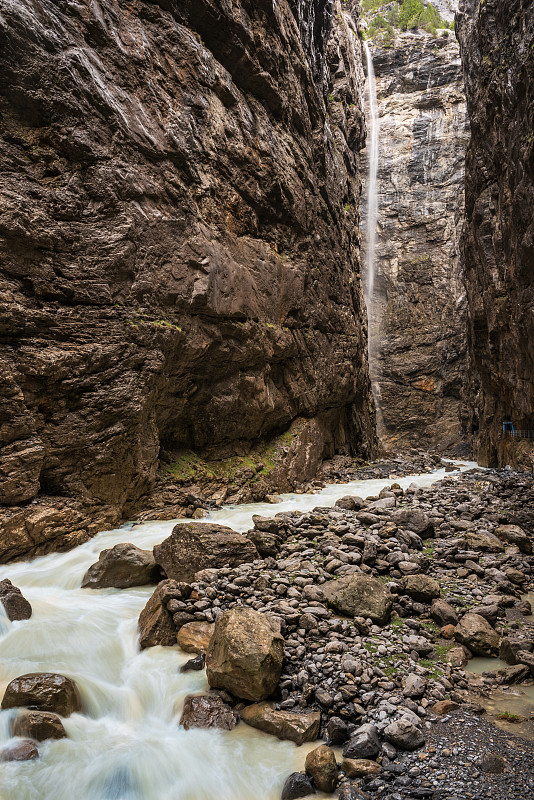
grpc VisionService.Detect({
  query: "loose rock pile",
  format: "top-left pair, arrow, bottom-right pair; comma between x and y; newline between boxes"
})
130,465 -> 534,796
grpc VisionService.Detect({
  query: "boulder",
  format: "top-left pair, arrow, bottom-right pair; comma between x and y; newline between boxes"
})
432,699 -> 460,716
494,524 -> 532,554
137,580 -> 177,649
454,613 -> 500,656
392,509 -> 433,536
179,694 -> 239,731
500,637 -> 532,665
1,673 -> 82,716
384,717 -> 425,750
322,576 -> 392,625
341,758 -> 381,778
342,723 -> 380,760
0,740 -> 39,762
446,646 -> 469,668
304,745 -> 338,792
463,532 -> 505,553
335,496 -> 365,511
81,543 -> 161,589
431,598 -> 458,626
403,673 -> 426,698
0,579 -> 32,621
326,716 -> 349,745
177,621 -> 214,654
516,650 -> 534,676
402,574 -> 440,603
153,523 -> 258,582
241,702 -> 320,745
476,752 -> 506,774
180,653 -> 206,673
206,608 -> 284,701
11,709 -> 67,741
246,530 -> 281,558
281,772 -> 315,800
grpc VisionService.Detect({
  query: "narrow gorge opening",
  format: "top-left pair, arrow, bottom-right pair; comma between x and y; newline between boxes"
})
0,1 -> 533,798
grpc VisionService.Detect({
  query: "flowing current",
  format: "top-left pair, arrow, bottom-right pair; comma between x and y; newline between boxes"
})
0,462 -> 476,800
363,41 -> 380,303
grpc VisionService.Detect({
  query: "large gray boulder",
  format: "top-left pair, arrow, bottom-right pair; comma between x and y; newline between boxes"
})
322,575 -> 392,625
342,723 -> 380,760
454,613 -> 500,656
206,608 -> 284,701
81,543 -> 161,589
494,524 -> 532,554
403,574 -> 441,603
154,523 -> 258,582
384,717 -> 425,750
392,509 -> 433,536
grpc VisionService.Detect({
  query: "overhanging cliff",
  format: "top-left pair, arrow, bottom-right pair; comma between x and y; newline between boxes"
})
0,0 -> 376,559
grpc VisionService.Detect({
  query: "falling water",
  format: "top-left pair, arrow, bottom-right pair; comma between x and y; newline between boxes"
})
0,462 -> 476,799
363,41 -> 380,304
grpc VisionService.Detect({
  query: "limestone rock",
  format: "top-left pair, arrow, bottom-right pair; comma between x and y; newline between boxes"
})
431,598 -> 458,626
11,710 -> 67,741
81,543 -> 161,589
341,758 -> 380,778
154,523 -> 258,583
403,674 -> 426,698
402,574 -> 440,603
138,580 -> 177,650
177,621 -> 214,654
454,613 -> 500,656
179,695 -> 238,731
322,576 -> 392,625
463,532 -> 505,553
0,579 -> 32,621
304,745 -> 338,793
1,673 -> 82,716
392,509 -> 434,537
342,723 -> 380,760
206,608 -> 284,701
241,703 -> 320,745
281,772 -> 316,800
494,525 -> 532,554
0,740 -> 39,762
384,717 -> 425,750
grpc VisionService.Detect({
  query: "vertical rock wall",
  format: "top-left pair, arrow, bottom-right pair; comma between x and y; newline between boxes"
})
0,0 -> 376,560
457,0 -> 534,470
364,28 -> 469,451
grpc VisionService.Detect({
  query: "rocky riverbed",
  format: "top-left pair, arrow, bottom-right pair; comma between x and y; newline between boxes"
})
134,462 -> 534,797
2,461 -> 533,798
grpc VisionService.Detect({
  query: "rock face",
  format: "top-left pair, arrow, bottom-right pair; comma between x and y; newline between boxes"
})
364,27 -> 468,451
206,607 -> 284,701
81,543 -> 161,589
322,574 -> 392,625
0,0 -> 376,561
1,673 -> 82,716
153,523 -> 258,582
457,0 -> 534,471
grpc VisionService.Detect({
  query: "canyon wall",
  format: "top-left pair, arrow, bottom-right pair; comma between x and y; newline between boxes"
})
457,0 -> 534,470
0,0 -> 376,560
364,27 -> 469,452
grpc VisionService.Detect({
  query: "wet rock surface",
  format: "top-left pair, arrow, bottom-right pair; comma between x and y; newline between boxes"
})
11,709 -> 67,741
81,543 -> 161,589
0,0 -> 376,562
0,578 -> 32,621
179,694 -> 238,731
363,28 -> 468,452
1,673 -> 82,717
457,0 -> 534,471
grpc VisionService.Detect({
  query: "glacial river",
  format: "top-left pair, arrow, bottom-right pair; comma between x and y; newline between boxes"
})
0,462 -> 477,800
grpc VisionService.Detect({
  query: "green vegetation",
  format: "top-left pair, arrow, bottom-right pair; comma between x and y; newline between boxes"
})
496,711 -> 522,722
362,0 -> 454,43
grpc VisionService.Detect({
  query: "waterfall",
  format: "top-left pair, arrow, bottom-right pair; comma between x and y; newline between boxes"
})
363,41 -> 379,304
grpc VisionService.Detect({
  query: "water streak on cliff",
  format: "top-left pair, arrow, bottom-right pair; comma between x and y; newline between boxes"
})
363,41 -> 380,306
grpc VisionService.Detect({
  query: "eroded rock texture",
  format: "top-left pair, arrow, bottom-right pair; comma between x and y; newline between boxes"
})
457,0 -> 534,469
365,29 -> 469,451
0,0 -> 376,560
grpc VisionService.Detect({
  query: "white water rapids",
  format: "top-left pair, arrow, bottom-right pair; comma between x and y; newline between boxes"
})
363,41 -> 380,304
0,462 -> 476,800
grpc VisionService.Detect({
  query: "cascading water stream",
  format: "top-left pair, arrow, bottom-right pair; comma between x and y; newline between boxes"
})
363,41 -> 380,306
0,462 -> 476,799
